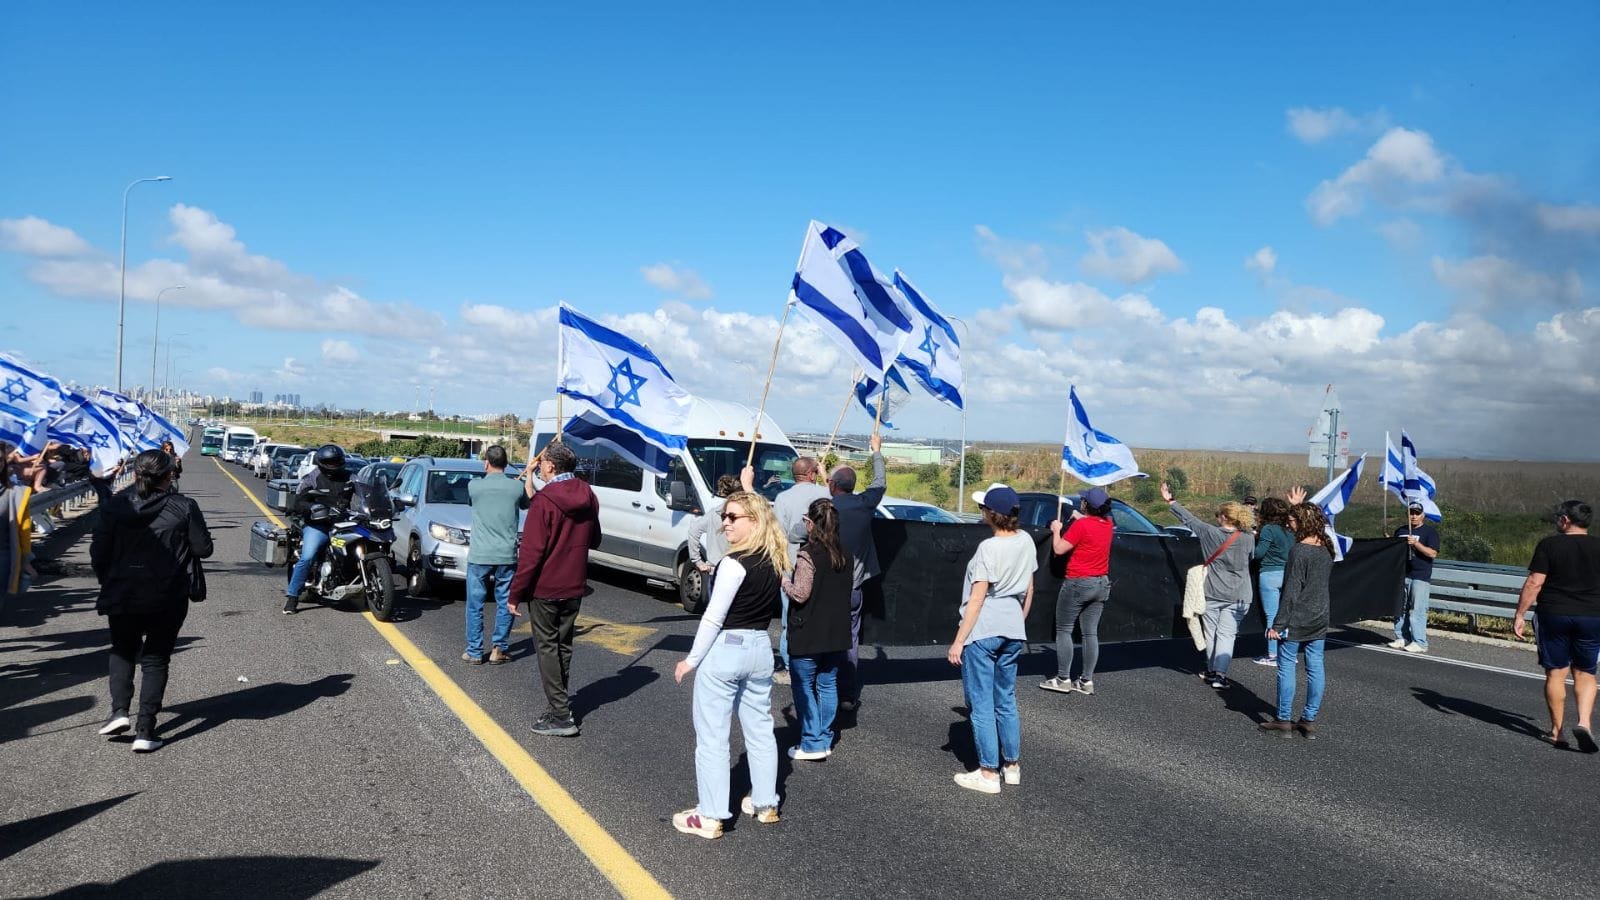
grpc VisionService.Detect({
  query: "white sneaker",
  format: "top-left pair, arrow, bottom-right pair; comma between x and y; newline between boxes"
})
953,770 -> 1001,794
788,746 -> 831,761
1404,642 -> 1428,654
1071,679 -> 1096,695
1386,639 -> 1407,650
1001,764 -> 1021,785
131,737 -> 163,753
97,715 -> 131,736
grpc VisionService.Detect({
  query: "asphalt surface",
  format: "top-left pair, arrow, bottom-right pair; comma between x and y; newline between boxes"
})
2,459 -> 1592,899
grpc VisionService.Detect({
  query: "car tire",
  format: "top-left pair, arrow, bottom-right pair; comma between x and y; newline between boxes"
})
677,556 -> 705,615
407,543 -> 442,600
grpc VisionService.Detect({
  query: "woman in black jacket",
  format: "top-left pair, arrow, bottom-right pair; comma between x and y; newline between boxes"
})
1259,502 -> 1334,740
780,498 -> 855,761
91,449 -> 213,752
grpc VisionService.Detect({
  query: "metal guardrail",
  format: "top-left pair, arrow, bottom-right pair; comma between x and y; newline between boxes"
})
28,471 -> 136,533
1430,559 -> 1529,628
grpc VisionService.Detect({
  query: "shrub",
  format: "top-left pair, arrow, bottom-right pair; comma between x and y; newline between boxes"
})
950,449 -> 986,488
1443,533 -> 1494,563
916,462 -> 944,484
1165,466 -> 1189,496
1133,479 -> 1159,503
1228,473 -> 1255,501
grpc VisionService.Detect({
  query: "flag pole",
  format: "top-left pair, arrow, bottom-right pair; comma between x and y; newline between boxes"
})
1382,430 -> 1389,533
871,375 -> 888,439
821,381 -> 855,459
553,314 -> 565,445
747,300 -> 794,466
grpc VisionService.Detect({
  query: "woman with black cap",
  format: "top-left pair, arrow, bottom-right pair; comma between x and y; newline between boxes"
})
90,448 -> 213,752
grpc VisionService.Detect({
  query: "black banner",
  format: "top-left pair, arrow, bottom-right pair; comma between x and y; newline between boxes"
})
863,520 -> 1407,647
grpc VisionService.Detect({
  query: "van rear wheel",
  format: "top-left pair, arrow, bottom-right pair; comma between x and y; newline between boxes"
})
677,557 -> 705,615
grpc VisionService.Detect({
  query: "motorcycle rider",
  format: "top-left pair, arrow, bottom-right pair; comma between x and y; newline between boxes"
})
284,444 -> 354,615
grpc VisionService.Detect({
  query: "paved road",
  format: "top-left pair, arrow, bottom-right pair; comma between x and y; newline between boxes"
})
2,459 -> 1591,899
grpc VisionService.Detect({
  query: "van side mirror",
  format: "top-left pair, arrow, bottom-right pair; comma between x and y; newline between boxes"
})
667,481 -> 698,513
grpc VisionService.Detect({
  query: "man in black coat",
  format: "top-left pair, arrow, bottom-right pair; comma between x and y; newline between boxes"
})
828,433 -> 886,708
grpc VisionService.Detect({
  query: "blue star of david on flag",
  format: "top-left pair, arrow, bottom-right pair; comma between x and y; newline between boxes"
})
918,326 -> 939,367
88,430 -> 113,449
2,377 -> 29,405
606,358 -> 647,410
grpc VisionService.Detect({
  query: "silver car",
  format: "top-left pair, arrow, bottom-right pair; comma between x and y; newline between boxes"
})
390,457 -> 525,597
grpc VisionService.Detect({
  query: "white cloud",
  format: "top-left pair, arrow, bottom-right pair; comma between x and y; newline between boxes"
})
641,262 -> 713,299
1307,127 -> 1448,225
1431,255 -> 1585,310
1245,246 -> 1277,275
272,357 -> 307,382
321,339 -> 360,365
1537,203 -> 1600,234
1079,226 -> 1184,284
1376,218 -> 1424,250
1285,106 -> 1388,144
0,216 -> 92,256
974,225 -> 1049,277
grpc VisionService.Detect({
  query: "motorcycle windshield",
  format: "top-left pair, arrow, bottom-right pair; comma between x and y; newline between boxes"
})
350,475 -> 395,519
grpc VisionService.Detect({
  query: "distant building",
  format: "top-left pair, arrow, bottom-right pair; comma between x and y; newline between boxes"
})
880,442 -> 944,465
250,390 -> 263,403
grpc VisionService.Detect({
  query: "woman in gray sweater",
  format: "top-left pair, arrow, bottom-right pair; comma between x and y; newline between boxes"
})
1162,484 -> 1255,689
1260,502 -> 1335,739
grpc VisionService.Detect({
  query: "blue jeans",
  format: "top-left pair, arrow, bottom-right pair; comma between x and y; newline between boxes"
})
692,630 -> 779,819
1203,599 -> 1249,675
961,636 -> 1023,771
1276,639 -> 1325,722
465,563 -> 515,656
1395,578 -> 1431,649
1258,569 -> 1285,656
287,525 -> 330,597
790,652 -> 843,752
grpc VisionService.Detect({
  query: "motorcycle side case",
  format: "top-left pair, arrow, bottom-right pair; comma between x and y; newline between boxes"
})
267,479 -> 296,512
249,520 -> 290,567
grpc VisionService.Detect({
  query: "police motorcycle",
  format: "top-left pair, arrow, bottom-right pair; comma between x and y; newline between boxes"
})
283,451 -> 400,620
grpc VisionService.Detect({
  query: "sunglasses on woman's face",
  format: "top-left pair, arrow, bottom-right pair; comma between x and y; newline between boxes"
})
721,512 -> 752,523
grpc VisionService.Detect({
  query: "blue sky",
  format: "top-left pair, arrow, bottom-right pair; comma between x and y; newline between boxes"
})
4,3 -> 1598,458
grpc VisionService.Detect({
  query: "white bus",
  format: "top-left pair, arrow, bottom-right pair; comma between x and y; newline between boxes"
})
222,426 -> 259,462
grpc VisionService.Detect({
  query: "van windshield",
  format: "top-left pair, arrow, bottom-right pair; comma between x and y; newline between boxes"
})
688,440 -> 798,502
226,434 -> 255,451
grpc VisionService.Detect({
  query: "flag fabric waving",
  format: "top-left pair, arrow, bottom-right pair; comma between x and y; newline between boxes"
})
561,406 -> 677,475
789,221 -> 912,377
1061,386 -> 1145,486
1310,454 -> 1366,561
1379,431 -> 1441,521
0,354 -> 68,455
852,365 -> 913,429
47,389 -> 131,476
556,303 -> 691,462
135,404 -> 191,457
891,270 -> 963,410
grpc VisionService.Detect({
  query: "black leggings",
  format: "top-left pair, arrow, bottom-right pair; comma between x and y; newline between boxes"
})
108,606 -> 188,737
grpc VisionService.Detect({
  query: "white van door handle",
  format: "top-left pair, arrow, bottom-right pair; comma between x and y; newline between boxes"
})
645,505 -> 656,512
631,501 -> 642,508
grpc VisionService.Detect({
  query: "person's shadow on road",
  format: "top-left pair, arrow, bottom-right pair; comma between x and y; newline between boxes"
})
1411,687 -> 1547,741
154,674 -> 354,746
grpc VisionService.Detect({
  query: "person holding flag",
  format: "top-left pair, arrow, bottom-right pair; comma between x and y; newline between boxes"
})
1389,501 -> 1440,653
1163,482 -> 1256,689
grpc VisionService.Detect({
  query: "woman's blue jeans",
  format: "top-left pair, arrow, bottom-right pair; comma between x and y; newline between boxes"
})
692,630 -> 779,819
790,651 -> 844,752
1258,568 -> 1285,656
1276,638 -> 1325,722
961,636 -> 1023,771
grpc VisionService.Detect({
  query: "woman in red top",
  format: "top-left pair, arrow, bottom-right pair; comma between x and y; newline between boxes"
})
1040,487 -> 1114,695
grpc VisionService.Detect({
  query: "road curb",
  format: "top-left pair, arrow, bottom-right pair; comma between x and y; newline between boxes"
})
1354,618 -> 1534,652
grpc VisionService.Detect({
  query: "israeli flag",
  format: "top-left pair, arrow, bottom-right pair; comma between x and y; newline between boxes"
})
557,304 -> 691,461
93,389 -> 146,447
853,365 -> 913,429
562,405 -> 676,475
891,270 -> 963,410
789,221 -> 913,377
47,389 -> 130,476
1061,386 -> 1146,486
1311,454 -> 1365,561
0,353 -> 68,455
135,404 -> 191,457
1379,432 -> 1441,521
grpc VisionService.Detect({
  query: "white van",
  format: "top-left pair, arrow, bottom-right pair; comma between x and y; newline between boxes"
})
532,397 -> 799,608
222,426 -> 259,462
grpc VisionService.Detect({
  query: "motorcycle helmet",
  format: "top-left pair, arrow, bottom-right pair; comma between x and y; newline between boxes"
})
314,444 -> 346,473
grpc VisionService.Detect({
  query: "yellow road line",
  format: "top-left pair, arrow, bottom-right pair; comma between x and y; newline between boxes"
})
213,460 -> 672,900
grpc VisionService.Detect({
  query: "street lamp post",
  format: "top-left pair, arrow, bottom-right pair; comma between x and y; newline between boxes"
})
117,175 -> 172,392
948,316 -> 973,514
165,332 -> 188,418
151,284 -> 186,400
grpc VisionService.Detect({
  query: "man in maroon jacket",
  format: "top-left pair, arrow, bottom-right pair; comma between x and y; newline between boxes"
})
508,442 -> 602,737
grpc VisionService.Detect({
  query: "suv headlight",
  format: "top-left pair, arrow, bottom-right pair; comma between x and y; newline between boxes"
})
429,523 -> 470,545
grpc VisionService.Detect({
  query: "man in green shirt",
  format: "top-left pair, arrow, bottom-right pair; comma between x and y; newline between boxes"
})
464,445 -> 531,664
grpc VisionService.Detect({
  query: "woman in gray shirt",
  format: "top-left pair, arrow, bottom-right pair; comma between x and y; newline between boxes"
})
1261,503 -> 1335,739
1162,483 -> 1256,689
